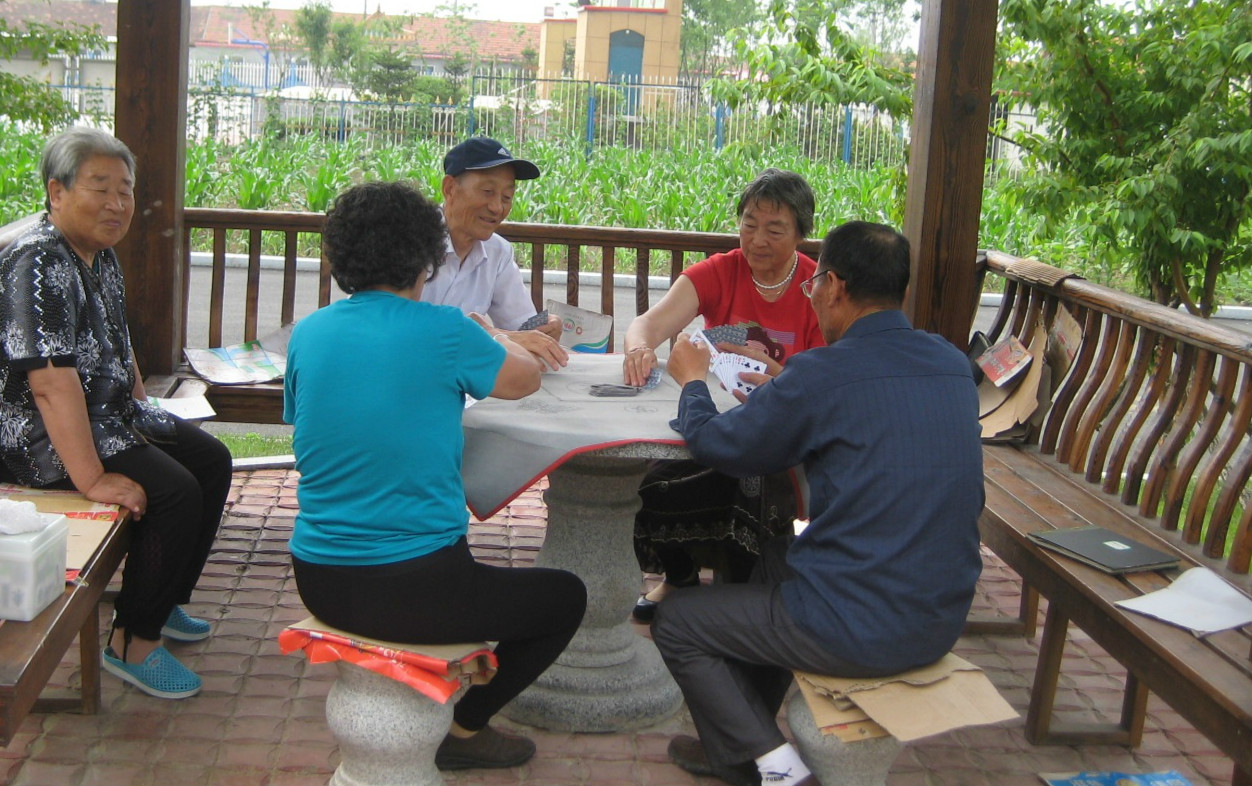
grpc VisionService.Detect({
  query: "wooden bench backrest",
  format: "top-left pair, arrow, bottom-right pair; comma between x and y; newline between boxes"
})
981,250 -> 1252,580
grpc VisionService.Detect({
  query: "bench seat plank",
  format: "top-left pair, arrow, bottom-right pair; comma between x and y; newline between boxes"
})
0,511 -> 130,746
981,444 -> 1252,777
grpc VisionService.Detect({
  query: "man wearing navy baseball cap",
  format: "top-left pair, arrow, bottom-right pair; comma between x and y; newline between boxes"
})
422,136 -> 567,370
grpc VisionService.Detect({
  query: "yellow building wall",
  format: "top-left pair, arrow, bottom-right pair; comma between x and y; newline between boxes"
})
538,19 -> 577,78
535,0 -> 680,83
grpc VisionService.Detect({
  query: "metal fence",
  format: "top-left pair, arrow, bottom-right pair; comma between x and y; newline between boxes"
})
51,79 -> 1035,172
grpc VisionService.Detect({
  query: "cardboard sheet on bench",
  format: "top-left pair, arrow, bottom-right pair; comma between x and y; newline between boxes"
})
0,486 -> 120,571
794,653 -> 1018,743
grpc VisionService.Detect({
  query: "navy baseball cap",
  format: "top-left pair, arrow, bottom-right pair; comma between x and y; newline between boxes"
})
442,137 -> 541,180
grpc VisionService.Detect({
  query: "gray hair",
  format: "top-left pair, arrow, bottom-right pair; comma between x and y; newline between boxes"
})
736,168 -> 816,239
40,127 -> 136,211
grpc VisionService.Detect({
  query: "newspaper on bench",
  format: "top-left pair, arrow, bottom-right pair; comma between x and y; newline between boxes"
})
183,325 -> 291,385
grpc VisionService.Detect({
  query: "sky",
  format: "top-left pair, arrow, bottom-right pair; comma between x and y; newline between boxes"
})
189,0 -> 574,24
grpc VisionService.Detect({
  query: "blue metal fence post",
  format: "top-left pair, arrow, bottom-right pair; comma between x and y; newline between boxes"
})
715,103 -> 726,150
585,82 -> 596,160
842,106 -> 854,164
339,98 -> 347,143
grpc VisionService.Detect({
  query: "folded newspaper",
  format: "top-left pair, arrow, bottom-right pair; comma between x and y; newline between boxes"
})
184,341 -> 286,385
184,325 -> 292,385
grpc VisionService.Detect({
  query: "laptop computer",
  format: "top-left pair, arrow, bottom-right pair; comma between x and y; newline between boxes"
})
1028,526 -> 1180,574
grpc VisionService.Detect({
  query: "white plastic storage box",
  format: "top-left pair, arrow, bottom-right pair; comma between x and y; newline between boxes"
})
0,514 -> 69,622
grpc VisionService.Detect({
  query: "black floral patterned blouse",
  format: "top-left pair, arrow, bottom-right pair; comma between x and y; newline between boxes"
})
0,215 -> 174,486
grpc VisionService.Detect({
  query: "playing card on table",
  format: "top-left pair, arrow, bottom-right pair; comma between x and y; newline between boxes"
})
518,311 -> 550,331
701,324 -> 748,347
642,366 -> 662,390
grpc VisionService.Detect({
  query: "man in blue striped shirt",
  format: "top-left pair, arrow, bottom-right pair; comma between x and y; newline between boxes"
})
653,221 -> 984,786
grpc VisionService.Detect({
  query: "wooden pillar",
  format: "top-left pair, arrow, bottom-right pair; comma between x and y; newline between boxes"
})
113,0 -> 190,376
903,0 -> 998,350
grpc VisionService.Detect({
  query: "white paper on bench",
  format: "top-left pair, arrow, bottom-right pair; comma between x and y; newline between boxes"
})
1115,566 -> 1252,636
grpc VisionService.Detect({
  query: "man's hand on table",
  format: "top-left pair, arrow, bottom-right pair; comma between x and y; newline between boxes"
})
536,314 -> 563,340
505,329 -> 568,370
666,333 -> 712,387
471,312 -> 570,371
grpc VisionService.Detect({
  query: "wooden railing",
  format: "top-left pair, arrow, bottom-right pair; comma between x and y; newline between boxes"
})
182,207 -> 823,348
980,249 -> 1252,573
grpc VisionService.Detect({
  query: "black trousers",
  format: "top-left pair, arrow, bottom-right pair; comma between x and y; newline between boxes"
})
2,417 -> 233,642
293,537 -> 587,732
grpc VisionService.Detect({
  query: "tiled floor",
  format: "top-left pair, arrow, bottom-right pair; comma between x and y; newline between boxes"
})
0,469 -> 1233,786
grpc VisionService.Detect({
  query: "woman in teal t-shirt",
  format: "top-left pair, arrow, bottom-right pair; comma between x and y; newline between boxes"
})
283,181 -> 586,772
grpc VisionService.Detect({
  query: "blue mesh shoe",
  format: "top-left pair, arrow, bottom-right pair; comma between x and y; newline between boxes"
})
102,645 -> 202,699
161,606 -> 211,642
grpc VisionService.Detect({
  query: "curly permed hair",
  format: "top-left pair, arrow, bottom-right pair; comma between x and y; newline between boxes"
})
323,181 -> 446,294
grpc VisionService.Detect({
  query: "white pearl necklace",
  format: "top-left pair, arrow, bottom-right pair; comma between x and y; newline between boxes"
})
751,252 -> 799,292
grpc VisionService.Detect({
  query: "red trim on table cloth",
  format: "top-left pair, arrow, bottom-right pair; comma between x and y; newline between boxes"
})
466,437 -> 687,520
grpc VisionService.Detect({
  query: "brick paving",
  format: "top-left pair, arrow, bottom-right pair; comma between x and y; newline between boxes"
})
0,468 -> 1230,786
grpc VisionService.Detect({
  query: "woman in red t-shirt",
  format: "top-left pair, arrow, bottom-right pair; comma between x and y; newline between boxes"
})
621,169 -> 826,623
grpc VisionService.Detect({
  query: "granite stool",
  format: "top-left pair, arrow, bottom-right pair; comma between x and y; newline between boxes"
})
279,617 -> 496,786
786,690 -> 902,786
325,661 -> 467,786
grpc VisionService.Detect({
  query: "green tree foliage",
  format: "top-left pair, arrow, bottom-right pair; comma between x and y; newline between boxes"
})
841,0 -> 918,56
0,2 -> 107,131
679,0 -> 761,82
295,1 -> 335,85
709,0 -> 913,115
356,48 -> 420,102
999,0 -> 1252,314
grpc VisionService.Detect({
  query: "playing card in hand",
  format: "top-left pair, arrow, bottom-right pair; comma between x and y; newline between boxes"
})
700,324 -> 748,347
690,330 -> 766,396
518,311 -> 550,332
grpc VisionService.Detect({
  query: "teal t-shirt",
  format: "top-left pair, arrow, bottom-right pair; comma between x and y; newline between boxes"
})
283,290 -> 505,565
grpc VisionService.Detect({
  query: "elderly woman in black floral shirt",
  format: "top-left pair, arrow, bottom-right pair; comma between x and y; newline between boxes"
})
0,127 -> 231,700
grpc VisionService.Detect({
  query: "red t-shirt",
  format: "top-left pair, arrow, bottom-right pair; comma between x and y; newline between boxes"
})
682,248 -> 825,364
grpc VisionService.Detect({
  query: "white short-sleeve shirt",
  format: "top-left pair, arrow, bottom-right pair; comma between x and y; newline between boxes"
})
420,231 -> 537,331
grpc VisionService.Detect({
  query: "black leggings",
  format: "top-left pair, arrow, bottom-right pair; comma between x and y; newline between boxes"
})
3,417 -> 233,642
292,537 -> 587,732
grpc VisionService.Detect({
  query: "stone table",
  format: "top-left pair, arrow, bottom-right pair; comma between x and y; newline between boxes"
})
461,354 -> 741,732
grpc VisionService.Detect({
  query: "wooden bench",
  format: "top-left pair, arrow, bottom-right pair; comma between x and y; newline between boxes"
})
969,250 -> 1252,785
0,503 -> 129,746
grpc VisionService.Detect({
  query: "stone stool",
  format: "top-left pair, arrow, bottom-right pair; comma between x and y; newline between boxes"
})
324,661 -> 468,786
785,690 -> 902,786
279,617 -> 496,786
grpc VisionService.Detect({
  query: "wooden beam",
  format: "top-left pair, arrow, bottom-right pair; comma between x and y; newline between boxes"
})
112,0 -> 190,376
903,0 -> 999,350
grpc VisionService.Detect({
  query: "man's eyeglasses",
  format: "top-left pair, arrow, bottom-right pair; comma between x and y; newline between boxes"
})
800,270 -> 830,299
